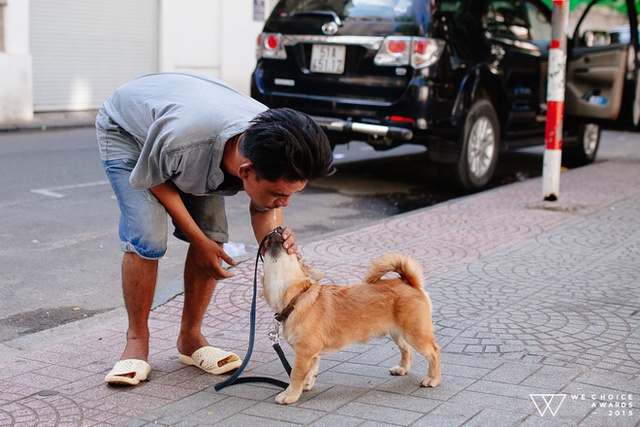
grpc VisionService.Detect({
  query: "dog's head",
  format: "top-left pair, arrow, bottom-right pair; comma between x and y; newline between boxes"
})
261,230 -> 322,310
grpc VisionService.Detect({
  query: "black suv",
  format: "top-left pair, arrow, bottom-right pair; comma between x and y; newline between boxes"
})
251,0 -> 639,191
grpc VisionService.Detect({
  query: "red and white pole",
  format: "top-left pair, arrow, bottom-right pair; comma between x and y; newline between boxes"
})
542,0 -> 569,201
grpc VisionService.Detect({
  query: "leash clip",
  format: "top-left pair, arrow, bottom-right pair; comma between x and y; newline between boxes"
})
268,318 -> 281,344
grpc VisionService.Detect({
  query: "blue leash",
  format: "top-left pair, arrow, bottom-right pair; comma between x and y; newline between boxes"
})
214,228 -> 291,391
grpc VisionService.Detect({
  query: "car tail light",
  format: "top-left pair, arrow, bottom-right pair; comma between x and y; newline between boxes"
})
374,36 -> 443,69
389,116 -> 415,123
256,32 -> 287,60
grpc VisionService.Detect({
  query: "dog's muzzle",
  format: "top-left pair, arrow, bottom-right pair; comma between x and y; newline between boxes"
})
265,227 -> 285,257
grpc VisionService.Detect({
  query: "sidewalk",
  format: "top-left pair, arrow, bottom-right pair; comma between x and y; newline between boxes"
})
0,129 -> 638,426
0,111 -> 98,132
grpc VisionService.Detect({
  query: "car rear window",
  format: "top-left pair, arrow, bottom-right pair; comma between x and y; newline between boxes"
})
275,0 -> 419,20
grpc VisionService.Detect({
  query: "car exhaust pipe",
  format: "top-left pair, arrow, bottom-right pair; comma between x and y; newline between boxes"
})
312,116 -> 413,141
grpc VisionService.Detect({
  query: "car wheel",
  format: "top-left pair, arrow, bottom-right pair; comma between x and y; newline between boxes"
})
436,99 -> 500,192
563,122 -> 600,167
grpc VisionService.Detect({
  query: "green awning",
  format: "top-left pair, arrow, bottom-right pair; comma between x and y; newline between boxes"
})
540,0 -> 638,13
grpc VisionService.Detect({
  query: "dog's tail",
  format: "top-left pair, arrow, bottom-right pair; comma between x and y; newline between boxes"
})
364,253 -> 424,290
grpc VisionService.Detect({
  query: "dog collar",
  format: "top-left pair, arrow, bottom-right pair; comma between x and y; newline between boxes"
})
275,290 -> 305,322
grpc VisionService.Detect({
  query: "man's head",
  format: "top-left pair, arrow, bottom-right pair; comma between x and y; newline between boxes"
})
238,108 -> 334,210
240,108 -> 334,182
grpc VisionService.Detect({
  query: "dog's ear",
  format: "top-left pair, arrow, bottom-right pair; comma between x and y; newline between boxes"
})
307,266 -> 324,282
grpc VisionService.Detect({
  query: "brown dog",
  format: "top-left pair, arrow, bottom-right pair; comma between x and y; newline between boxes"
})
262,231 -> 441,404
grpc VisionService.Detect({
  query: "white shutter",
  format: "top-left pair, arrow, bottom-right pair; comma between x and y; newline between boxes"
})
30,0 -> 158,112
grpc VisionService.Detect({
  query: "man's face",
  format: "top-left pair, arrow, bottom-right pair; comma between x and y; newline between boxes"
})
243,170 -> 307,211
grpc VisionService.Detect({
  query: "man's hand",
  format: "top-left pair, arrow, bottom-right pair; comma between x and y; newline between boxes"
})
150,181 -> 236,279
192,238 -> 237,280
260,226 -> 301,260
280,227 -> 300,259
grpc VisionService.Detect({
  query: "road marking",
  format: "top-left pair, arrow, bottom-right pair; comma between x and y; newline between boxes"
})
30,181 -> 110,198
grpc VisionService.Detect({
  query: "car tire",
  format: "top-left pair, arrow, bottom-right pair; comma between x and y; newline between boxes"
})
436,99 -> 500,192
563,122 -> 600,167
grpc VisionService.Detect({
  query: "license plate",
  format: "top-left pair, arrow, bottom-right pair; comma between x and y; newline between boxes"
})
310,44 -> 346,74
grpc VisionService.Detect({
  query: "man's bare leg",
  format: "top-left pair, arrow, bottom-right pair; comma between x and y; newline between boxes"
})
176,243 -> 217,356
119,252 -> 158,361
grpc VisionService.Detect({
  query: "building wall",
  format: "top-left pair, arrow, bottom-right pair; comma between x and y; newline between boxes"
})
159,0 -> 269,94
0,0 -> 33,122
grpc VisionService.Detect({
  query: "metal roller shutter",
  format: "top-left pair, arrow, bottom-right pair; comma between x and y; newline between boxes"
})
30,0 -> 158,112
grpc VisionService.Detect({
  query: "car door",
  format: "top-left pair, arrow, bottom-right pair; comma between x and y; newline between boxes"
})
565,0 -> 640,122
484,0 -> 547,130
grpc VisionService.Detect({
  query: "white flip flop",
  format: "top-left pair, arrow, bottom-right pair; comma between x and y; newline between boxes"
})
104,359 -> 151,385
179,346 -> 242,375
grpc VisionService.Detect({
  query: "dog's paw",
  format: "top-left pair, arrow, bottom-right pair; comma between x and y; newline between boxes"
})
389,365 -> 409,376
303,375 -> 317,391
421,376 -> 441,387
275,390 -> 301,405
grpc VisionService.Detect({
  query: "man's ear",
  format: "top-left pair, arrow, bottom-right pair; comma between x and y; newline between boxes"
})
238,162 -> 253,179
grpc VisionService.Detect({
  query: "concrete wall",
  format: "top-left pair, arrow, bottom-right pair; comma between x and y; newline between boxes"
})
0,0 -> 33,122
159,0 -> 271,94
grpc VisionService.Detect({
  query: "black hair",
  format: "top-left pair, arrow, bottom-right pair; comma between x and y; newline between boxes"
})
240,108 -> 334,182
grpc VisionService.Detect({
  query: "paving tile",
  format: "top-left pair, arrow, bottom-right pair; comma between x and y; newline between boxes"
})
347,340 -> 400,365
410,375 -> 476,402
241,401 -> 324,424
411,401 -> 479,426
0,358 -> 49,381
579,409 -> 639,427
440,362 -> 493,381
99,391 -> 172,417
335,401 -> 423,425
465,407 -> 529,426
484,362 -> 541,384
317,370 -> 390,390
447,390 -> 533,414
216,382 -> 281,401
216,413 -> 300,427
355,390 -> 440,413
375,376 -> 423,396
573,369 -> 639,395
309,413 -> 364,427
466,379 -> 556,400
298,385 -> 368,412
327,361 -> 396,379
153,396 -> 254,425
133,391 -> 226,423
520,365 -> 580,389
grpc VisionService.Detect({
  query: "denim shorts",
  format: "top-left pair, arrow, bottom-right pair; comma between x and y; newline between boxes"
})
101,158 -> 229,259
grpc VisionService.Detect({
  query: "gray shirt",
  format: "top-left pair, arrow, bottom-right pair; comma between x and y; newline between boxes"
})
96,72 -> 267,195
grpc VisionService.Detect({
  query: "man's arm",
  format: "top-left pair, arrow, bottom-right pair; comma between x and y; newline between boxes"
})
249,203 -> 298,255
150,182 -> 235,279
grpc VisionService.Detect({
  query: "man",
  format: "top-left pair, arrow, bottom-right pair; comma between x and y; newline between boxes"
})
96,72 -> 333,385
